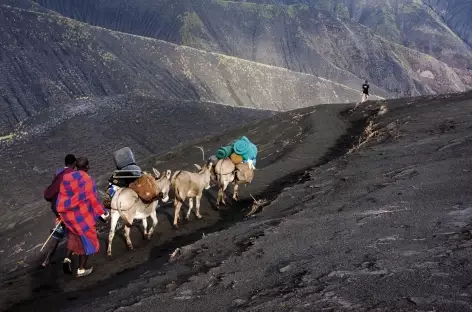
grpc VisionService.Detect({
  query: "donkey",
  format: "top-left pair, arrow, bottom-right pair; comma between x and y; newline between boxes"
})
107,168 -> 171,257
213,158 -> 255,207
213,158 -> 235,207
170,146 -> 213,229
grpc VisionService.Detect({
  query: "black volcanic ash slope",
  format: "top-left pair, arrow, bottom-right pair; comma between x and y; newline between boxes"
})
5,91 -> 472,312
31,0 -> 472,97
0,4 -> 360,134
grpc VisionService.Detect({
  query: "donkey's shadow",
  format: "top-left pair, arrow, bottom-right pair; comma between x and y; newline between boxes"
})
156,186 -> 238,227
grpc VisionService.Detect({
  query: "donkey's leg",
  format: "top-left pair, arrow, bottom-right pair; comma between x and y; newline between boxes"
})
124,220 -> 134,250
221,180 -> 229,206
146,211 -> 158,240
216,187 -> 223,208
173,199 -> 183,229
142,216 -> 148,239
107,210 -> 119,257
185,198 -> 194,220
233,183 -> 240,201
195,194 -> 203,219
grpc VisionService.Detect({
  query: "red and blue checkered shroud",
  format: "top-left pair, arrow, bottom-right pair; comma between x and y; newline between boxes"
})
56,170 -> 105,255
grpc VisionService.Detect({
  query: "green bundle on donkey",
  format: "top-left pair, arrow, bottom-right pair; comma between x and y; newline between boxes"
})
215,136 -> 258,167
212,136 -> 257,208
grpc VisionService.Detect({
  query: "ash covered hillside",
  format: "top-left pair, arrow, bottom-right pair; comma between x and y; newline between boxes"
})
4,91 -> 472,312
235,0 -> 472,63
420,0 -> 472,49
0,4 -> 359,134
32,0 -> 472,97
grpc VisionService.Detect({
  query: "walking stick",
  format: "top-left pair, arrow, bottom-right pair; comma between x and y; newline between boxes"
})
40,221 -> 61,252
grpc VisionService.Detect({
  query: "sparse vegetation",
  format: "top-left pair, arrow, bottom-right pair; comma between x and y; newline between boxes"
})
179,11 -> 206,46
399,0 -> 422,14
334,3 -> 349,19
214,0 -> 229,8
100,51 -> 117,61
0,133 -> 15,142
286,5 -> 296,18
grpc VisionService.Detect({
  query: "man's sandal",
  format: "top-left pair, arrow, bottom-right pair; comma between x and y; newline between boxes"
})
76,267 -> 94,278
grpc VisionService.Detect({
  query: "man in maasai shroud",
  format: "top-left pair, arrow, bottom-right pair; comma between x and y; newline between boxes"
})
56,157 -> 108,277
42,154 -> 76,268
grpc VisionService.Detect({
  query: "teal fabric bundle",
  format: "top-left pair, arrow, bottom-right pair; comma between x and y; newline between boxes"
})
216,136 -> 258,162
233,137 -> 250,155
233,136 -> 257,161
216,145 -> 233,159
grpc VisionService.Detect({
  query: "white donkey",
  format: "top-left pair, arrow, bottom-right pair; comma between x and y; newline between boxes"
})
170,147 -> 213,228
107,168 -> 171,257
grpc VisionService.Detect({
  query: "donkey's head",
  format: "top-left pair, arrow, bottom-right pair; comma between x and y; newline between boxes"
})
152,168 -> 172,202
193,161 -> 213,190
192,146 -> 214,190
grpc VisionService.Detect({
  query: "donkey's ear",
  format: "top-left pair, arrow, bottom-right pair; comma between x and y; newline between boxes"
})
152,168 -> 161,178
194,164 -> 202,170
166,169 -> 171,179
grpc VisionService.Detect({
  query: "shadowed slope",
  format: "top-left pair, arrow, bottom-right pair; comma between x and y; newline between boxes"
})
0,4 -> 361,134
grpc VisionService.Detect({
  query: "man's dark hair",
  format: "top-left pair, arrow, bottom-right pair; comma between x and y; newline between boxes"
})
65,154 -> 76,166
76,157 -> 89,171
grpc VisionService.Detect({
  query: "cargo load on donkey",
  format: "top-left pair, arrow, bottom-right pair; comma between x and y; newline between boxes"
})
212,136 -> 257,207
128,174 -> 160,203
110,147 -> 142,187
103,147 -> 160,208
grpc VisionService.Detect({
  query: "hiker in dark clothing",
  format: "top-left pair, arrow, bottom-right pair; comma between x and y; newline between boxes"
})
361,80 -> 370,103
41,154 -> 76,267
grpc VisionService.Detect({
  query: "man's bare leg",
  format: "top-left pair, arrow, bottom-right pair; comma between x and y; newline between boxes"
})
62,249 -> 73,274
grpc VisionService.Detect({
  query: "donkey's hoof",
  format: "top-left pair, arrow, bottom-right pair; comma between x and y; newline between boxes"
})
144,234 -> 152,240
173,224 -> 179,230
107,252 -> 112,258
196,215 -> 203,220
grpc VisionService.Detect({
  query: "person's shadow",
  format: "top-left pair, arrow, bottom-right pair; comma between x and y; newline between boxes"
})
3,236 -> 65,312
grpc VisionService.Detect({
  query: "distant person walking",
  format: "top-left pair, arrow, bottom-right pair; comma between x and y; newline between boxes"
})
41,154 -> 76,268
56,157 -> 108,277
361,80 -> 370,103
